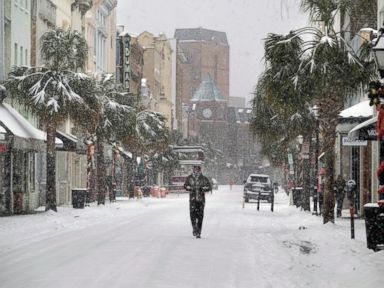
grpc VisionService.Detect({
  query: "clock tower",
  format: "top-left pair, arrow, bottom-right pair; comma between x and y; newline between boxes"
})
187,74 -> 228,150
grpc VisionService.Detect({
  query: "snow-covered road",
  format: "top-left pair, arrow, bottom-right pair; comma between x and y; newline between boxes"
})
0,185 -> 382,288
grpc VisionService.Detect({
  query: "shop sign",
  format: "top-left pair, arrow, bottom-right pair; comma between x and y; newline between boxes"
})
342,136 -> 367,146
0,144 -> 7,153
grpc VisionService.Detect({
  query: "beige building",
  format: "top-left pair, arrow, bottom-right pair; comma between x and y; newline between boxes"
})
84,0 -> 117,75
138,32 -> 174,129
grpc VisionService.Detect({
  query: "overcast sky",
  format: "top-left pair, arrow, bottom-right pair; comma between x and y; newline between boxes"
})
116,0 -> 309,105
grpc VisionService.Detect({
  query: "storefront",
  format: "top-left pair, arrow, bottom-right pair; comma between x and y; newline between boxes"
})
0,102 -> 62,214
337,100 -> 374,215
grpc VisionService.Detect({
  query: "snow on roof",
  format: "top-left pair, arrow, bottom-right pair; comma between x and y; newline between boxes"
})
117,146 -> 132,159
360,28 -> 377,33
179,160 -> 204,165
119,31 -> 138,38
0,103 -> 62,146
348,115 -> 377,136
173,145 -> 204,152
339,100 -> 373,118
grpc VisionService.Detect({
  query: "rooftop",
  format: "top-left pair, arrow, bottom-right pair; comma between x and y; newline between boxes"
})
174,27 -> 228,46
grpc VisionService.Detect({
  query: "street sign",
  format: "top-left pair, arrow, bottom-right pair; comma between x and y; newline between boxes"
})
288,153 -> 293,165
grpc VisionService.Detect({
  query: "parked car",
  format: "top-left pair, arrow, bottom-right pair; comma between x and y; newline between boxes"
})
211,178 -> 218,190
243,174 -> 273,203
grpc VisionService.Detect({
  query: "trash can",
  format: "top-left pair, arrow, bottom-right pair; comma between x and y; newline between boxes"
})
292,187 -> 302,208
72,188 -> 87,209
364,203 -> 384,251
153,186 -> 160,198
160,187 -> 167,198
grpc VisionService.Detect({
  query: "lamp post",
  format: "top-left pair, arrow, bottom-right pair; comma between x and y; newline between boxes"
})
360,28 -> 384,250
183,105 -> 193,140
372,30 -> 384,205
313,105 -> 320,215
373,27 -> 384,79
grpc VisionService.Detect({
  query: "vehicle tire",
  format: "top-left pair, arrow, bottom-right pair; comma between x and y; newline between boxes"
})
245,198 -> 249,203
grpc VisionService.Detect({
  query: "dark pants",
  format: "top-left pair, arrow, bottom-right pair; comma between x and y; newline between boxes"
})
318,193 -> 324,215
190,199 -> 205,234
336,195 -> 345,217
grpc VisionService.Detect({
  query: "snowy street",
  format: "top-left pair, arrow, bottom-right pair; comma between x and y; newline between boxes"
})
0,185 -> 383,288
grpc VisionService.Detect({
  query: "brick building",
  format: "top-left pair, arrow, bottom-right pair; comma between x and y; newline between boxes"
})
174,27 -> 229,129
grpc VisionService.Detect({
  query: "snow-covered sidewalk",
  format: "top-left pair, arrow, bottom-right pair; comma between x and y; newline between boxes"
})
0,185 -> 383,288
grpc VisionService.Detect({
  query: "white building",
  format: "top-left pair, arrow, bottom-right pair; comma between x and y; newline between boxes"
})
11,0 -> 30,67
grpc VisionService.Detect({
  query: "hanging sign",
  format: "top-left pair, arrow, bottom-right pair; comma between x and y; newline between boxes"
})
0,144 -> 7,153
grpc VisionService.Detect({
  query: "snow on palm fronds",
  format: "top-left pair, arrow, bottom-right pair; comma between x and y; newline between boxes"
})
94,73 -> 135,141
320,34 -> 334,47
41,28 -> 88,71
5,28 -> 89,115
135,110 -> 167,143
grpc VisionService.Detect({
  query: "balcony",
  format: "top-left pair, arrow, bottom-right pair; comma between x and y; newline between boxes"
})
78,0 -> 93,15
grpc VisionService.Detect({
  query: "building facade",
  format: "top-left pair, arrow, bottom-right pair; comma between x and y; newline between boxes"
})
84,0 -> 116,74
116,27 -> 143,96
334,1 -> 378,215
138,31 -> 174,128
174,27 -> 230,130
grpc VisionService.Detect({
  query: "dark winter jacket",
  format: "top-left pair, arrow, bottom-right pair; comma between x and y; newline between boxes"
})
184,173 -> 212,203
335,176 -> 346,200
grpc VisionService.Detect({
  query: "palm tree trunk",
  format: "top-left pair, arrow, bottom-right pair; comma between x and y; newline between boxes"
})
96,139 -> 106,205
320,95 -> 341,224
302,137 -> 311,211
45,116 -> 57,212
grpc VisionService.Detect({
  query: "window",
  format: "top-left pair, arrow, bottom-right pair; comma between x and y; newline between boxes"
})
250,176 -> 269,183
14,43 -> 18,65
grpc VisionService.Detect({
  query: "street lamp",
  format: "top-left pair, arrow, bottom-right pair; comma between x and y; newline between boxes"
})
372,29 -> 384,206
312,105 -> 320,215
373,27 -> 384,79
297,135 -> 304,145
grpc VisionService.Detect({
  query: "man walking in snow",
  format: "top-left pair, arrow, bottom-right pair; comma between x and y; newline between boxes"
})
184,166 -> 212,238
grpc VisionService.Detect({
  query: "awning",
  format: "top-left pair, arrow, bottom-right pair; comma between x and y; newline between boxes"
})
0,103 -> 63,151
339,100 -> 373,119
56,130 -> 77,151
348,116 -> 377,141
112,143 -> 132,159
117,146 -> 132,159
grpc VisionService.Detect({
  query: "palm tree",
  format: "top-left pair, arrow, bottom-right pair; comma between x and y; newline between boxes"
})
5,28 -> 90,212
92,74 -> 135,204
251,31 -> 318,211
257,0 -> 375,223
